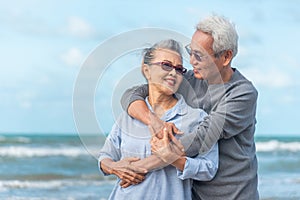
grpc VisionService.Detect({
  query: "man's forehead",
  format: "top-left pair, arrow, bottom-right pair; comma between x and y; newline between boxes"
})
190,42 -> 207,53
191,32 -> 213,53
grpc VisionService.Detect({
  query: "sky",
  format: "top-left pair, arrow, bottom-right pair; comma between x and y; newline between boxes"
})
1,0 -> 300,136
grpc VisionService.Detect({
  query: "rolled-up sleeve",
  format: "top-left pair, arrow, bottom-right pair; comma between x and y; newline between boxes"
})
177,143 -> 218,181
98,124 -> 122,175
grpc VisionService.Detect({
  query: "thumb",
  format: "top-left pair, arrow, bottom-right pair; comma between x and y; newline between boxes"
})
172,126 -> 183,135
148,125 -> 156,137
162,128 -> 168,141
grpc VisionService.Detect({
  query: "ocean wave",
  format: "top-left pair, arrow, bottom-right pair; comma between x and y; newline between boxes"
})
0,180 -> 112,190
0,136 -> 31,143
0,135 -> 5,142
256,140 -> 300,152
0,146 -> 90,157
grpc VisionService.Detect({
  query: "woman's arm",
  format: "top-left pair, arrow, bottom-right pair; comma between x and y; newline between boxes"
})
98,123 -> 148,181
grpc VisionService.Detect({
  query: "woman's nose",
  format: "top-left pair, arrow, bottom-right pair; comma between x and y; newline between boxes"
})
169,68 -> 176,76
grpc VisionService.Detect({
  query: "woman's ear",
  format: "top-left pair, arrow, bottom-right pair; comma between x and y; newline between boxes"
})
142,64 -> 151,80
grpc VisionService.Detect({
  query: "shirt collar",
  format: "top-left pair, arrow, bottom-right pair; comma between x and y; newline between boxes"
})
145,93 -> 188,121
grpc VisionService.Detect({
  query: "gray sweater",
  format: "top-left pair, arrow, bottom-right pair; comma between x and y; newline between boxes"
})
121,68 -> 259,200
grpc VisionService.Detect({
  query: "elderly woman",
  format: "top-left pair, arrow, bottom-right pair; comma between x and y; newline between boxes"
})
98,39 -> 218,200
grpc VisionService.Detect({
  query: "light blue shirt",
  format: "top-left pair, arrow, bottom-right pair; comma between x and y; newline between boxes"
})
98,94 -> 218,200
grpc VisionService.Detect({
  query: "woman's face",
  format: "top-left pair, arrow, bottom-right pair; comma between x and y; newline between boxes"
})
144,48 -> 183,95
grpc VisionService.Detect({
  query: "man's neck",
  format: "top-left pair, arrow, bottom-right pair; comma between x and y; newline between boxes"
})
208,66 -> 234,85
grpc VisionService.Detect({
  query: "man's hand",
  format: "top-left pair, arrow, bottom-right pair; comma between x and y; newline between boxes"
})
149,112 -> 183,139
150,128 -> 185,164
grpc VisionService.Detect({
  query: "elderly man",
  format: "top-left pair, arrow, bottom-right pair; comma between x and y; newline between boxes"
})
120,14 -> 259,200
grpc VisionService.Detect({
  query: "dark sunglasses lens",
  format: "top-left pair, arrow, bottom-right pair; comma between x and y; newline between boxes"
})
161,62 -> 185,75
175,68 -> 183,74
161,62 -> 173,71
175,66 -> 185,74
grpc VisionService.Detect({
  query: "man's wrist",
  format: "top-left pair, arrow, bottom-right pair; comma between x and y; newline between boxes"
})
149,112 -> 164,134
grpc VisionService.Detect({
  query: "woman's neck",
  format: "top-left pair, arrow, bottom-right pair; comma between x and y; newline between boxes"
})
148,89 -> 178,118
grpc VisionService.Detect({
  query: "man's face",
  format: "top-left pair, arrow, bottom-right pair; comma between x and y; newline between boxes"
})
189,30 -> 224,83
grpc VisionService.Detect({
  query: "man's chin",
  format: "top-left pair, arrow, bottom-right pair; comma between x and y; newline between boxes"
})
194,73 -> 204,80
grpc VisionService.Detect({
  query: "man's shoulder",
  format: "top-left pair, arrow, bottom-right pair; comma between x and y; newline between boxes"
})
229,69 -> 258,94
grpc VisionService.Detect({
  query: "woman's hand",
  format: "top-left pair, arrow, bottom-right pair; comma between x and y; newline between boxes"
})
101,157 -> 147,185
150,128 -> 185,164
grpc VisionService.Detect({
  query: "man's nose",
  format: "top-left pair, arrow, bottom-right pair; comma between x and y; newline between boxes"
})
190,54 -> 198,66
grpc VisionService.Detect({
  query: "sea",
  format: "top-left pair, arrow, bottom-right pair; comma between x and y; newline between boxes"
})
1,134 -> 300,200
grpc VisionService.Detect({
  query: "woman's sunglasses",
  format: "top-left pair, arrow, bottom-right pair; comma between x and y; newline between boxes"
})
148,61 -> 187,75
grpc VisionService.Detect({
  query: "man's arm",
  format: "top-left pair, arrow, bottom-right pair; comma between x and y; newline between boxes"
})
180,83 -> 258,157
121,84 -> 149,115
121,84 -> 164,131
121,84 -> 181,135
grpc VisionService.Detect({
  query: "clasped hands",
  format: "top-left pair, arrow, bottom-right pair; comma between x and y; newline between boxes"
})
150,124 -> 185,164
117,115 -> 185,188
148,112 -> 185,164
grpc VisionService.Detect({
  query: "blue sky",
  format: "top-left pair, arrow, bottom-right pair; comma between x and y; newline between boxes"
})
1,0 -> 300,136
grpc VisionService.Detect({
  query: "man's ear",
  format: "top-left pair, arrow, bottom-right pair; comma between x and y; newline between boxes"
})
223,50 -> 233,66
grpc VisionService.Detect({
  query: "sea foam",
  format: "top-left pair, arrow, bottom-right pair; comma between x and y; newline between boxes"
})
256,140 -> 300,152
0,146 -> 89,157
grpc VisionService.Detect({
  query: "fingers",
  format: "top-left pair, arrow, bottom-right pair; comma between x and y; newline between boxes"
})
170,136 -> 185,153
164,125 -> 173,139
150,137 -> 158,153
125,171 -> 145,182
148,125 -> 156,137
114,170 -> 145,185
149,125 -> 163,139
149,121 -> 182,139
162,128 -> 169,143
172,125 -> 183,135
120,181 -> 132,188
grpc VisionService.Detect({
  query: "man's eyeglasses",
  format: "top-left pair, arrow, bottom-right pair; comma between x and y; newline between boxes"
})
148,61 -> 187,75
185,44 -> 223,62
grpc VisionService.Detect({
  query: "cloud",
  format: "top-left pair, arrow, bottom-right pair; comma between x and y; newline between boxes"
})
16,90 -> 36,109
241,67 -> 293,88
66,16 -> 95,38
61,47 -> 85,67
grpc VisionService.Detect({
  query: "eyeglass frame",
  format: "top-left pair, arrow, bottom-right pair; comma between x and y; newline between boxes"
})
185,44 -> 225,62
146,61 -> 187,75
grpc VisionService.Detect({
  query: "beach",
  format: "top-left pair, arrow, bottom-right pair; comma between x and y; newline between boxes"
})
1,134 -> 300,199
